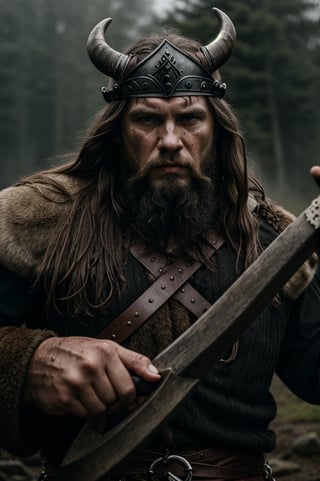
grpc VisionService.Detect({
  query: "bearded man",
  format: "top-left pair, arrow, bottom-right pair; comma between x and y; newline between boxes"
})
0,8 -> 319,481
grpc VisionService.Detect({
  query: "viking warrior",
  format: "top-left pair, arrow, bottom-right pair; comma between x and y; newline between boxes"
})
0,8 -> 319,481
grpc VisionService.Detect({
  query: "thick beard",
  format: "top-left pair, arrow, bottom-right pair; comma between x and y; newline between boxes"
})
124,168 -> 218,256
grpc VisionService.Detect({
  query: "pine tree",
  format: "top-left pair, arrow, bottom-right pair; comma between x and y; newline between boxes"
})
0,0 -> 157,187
159,0 -> 320,201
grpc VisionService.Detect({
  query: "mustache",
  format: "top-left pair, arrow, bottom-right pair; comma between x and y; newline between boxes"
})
127,158 -> 211,186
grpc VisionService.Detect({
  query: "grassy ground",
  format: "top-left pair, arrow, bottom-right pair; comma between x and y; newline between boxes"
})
270,376 -> 320,474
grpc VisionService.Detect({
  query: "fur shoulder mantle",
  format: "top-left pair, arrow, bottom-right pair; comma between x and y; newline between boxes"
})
0,179 -> 317,299
0,174 -> 82,277
256,196 -> 318,299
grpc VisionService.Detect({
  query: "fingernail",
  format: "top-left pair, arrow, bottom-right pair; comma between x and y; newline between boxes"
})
148,364 -> 159,374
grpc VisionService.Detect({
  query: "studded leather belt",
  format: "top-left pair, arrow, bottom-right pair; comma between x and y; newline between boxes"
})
109,448 -> 275,481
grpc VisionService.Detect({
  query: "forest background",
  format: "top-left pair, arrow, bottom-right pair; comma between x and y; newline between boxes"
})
0,0 -> 320,476
1,0 -> 320,211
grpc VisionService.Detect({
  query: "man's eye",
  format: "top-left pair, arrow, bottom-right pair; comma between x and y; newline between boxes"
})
137,116 -> 158,124
181,114 -> 199,123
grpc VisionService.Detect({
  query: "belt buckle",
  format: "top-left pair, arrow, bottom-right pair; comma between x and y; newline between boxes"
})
149,450 -> 193,481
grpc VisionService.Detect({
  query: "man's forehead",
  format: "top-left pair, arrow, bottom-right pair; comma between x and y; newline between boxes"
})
126,96 -> 210,111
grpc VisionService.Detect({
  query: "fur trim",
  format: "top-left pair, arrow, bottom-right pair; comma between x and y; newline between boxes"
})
128,298 -> 193,359
0,326 -> 56,456
259,197 -> 318,299
0,179 -> 317,297
0,176 -> 80,277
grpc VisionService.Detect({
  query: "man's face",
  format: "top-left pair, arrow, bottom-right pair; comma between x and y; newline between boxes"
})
119,96 -> 215,189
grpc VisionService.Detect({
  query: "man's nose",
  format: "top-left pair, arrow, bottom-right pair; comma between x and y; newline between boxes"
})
158,122 -> 183,153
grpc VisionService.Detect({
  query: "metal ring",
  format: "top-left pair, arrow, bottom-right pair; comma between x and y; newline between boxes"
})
149,452 -> 193,481
219,340 -> 239,363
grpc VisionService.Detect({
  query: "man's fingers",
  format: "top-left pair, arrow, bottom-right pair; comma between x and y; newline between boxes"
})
102,342 -> 160,410
104,357 -> 139,409
92,376 -> 117,407
77,386 -> 111,417
25,336 -> 160,417
117,344 -> 160,380
310,166 -> 320,188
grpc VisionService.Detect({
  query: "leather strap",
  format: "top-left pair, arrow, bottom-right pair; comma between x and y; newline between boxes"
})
130,234 -> 224,317
116,461 -> 265,480
98,255 -> 205,342
110,448 -> 266,480
98,233 -> 224,344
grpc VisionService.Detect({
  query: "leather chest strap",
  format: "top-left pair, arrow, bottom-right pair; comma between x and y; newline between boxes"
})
98,234 -> 224,344
130,235 -> 223,318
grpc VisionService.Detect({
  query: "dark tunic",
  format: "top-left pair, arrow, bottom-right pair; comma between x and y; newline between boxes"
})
0,214 -> 319,465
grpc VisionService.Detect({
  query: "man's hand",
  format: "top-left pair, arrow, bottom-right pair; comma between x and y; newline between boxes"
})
24,336 -> 160,418
310,166 -> 320,189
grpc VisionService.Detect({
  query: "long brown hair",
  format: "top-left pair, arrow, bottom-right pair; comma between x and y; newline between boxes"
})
19,32 -> 265,320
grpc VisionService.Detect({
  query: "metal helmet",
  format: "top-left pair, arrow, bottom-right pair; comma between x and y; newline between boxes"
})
87,8 -> 236,102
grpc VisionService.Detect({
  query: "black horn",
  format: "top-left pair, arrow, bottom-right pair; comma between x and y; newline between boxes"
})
87,18 -> 130,80
201,8 -> 236,72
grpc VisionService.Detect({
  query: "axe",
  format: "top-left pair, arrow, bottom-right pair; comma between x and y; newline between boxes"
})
53,191 -> 320,481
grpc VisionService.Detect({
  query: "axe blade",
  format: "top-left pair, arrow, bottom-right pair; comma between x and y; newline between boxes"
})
55,195 -> 320,481
54,370 -> 198,481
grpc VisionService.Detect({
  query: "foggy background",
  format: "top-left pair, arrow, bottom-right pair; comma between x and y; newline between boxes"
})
1,0 -> 319,212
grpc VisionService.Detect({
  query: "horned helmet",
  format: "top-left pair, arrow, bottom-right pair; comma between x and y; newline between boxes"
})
87,8 -> 236,103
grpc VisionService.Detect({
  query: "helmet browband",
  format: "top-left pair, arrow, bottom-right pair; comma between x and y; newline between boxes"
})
101,40 -> 226,102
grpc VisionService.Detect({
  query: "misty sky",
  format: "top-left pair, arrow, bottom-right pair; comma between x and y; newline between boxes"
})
153,0 -> 174,13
